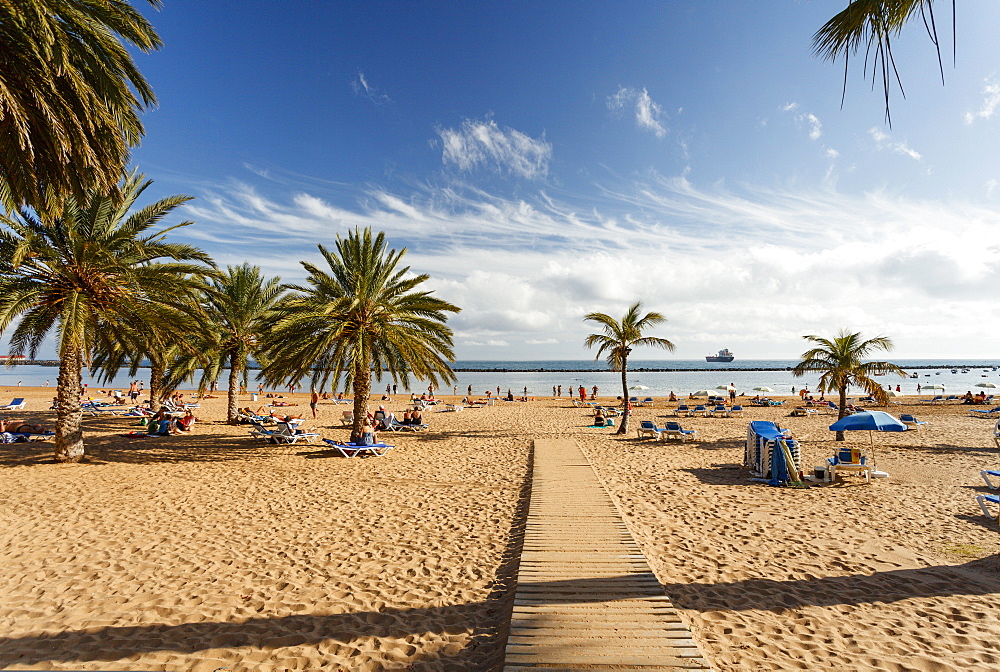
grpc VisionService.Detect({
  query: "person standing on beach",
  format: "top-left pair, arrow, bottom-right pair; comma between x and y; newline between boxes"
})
557,385 -> 562,397
917,383 -> 922,394
553,386 -> 557,397
468,384 -> 473,397
310,389 -> 319,419
592,385 -> 599,400
524,386 -> 528,398
393,384 -> 397,395
579,386 -> 586,401
128,381 -> 138,402
729,384 -> 736,403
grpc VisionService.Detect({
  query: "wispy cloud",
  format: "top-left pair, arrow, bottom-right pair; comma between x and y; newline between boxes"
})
964,78 -> 1000,125
437,118 -> 551,179
869,127 -> 921,160
351,72 -> 391,105
608,87 -> 667,138
780,103 -> 822,140
179,170 -> 1000,357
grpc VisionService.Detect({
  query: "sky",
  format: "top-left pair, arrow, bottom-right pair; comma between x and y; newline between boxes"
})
120,1 -> 1000,361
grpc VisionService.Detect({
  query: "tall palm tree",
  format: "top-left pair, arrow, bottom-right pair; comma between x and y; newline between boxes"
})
792,329 -> 906,440
176,265 -> 285,424
584,302 -> 675,435
0,0 -> 162,211
0,171 -> 215,462
261,228 -> 459,442
813,0 -> 954,124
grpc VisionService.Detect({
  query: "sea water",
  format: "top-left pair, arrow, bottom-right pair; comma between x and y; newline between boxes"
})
1,359 -> 997,398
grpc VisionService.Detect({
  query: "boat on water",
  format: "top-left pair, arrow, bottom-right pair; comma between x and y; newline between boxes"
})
706,348 -> 735,363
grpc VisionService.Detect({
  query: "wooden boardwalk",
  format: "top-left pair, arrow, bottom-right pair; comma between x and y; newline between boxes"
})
503,438 -> 713,671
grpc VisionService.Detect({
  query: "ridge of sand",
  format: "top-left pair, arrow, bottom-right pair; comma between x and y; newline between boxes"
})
1,388 -> 1000,670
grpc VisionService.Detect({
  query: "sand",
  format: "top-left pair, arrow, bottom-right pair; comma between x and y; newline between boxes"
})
2,386 -> 1000,670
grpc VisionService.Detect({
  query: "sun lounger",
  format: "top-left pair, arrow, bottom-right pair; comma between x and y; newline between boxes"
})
340,411 -> 354,426
708,404 -> 729,418
250,422 -> 316,444
659,421 -> 697,442
385,418 -> 427,432
0,398 -> 25,410
969,406 -> 1000,419
826,447 -> 872,483
729,405 -> 745,417
674,404 -> 691,417
636,420 -> 662,439
977,493 -> 1000,520
980,470 -> 1000,490
331,397 -> 353,405
322,437 -> 394,458
691,405 -> 708,417
641,397 -> 655,407
274,421 -> 320,443
899,413 -> 928,428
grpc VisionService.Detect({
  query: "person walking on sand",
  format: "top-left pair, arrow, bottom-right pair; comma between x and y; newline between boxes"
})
557,385 -> 562,397
310,389 -> 319,419
917,383 -> 922,394
592,385 -> 599,400
468,384 -> 473,397
579,386 -> 587,401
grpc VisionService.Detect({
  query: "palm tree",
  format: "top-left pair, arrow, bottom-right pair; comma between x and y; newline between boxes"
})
0,0 -> 162,211
0,171 -> 215,462
584,302 -> 675,435
261,228 -> 459,442
813,1 -> 954,124
792,329 -> 906,440
176,265 -> 285,424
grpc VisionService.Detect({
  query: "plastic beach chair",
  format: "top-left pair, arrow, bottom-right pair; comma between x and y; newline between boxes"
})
322,437 -> 394,458
274,422 -> 320,444
899,414 -> 928,429
659,421 -> 697,442
636,420 -> 661,439
0,398 -> 25,410
977,493 -> 1000,520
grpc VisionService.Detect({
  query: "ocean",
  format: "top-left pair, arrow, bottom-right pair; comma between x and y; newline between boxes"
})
1,359 -> 998,398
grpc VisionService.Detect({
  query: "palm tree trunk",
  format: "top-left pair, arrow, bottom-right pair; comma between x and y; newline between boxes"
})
617,359 -> 629,435
228,352 -> 241,424
836,386 -> 848,441
149,360 -> 165,407
351,357 -> 371,443
54,341 -> 84,462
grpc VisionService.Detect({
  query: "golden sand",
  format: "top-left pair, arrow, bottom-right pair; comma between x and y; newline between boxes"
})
1,387 -> 999,670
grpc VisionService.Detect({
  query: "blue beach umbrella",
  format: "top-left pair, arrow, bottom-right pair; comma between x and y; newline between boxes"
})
829,411 -> 908,461
829,411 -> 908,433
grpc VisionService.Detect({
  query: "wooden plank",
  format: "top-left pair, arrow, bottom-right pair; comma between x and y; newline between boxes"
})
503,438 -> 712,671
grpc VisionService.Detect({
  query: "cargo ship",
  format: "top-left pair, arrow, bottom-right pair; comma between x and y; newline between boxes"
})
705,348 -> 735,363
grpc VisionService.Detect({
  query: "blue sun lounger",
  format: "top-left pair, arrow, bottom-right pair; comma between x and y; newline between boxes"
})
977,493 -> 1000,520
322,437 -> 394,457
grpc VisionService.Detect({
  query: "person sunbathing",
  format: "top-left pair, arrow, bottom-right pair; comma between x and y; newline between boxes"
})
0,419 -> 48,434
270,401 -> 297,407
269,411 -> 303,423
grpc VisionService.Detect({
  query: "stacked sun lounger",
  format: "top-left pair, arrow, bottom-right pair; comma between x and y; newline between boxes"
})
745,420 -> 801,485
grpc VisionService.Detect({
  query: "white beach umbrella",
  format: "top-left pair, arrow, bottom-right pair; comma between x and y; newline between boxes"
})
753,386 -> 774,393
629,385 -> 649,390
976,382 -> 998,388
691,389 -> 714,397
885,389 -> 903,397
921,384 -> 946,391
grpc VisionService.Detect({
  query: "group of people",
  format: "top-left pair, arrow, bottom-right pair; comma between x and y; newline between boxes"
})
145,407 -> 197,436
963,390 -> 990,405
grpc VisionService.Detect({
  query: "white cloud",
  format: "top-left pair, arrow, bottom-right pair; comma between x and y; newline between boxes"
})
781,104 -> 821,140
608,87 -> 667,138
351,72 -> 391,105
825,147 -> 839,159
869,127 -> 921,160
437,118 -> 551,179
179,171 -> 1000,358
964,78 -> 1000,124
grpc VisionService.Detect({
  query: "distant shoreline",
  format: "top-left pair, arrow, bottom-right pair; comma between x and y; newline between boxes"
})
15,360 -> 998,373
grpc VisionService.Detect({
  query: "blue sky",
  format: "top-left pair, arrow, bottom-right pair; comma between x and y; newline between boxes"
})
123,1 -> 1000,360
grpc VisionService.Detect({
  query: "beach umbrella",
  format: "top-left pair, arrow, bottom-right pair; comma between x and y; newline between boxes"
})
885,390 -> 903,397
921,384 -> 946,391
753,386 -> 774,393
629,385 -> 649,390
691,389 -> 714,397
829,411 -> 908,433
829,410 -> 908,461
976,382 -> 998,388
